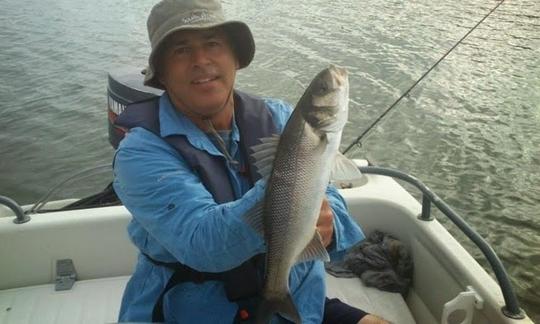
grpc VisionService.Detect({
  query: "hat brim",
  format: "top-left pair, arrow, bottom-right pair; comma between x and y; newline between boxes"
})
144,21 -> 255,90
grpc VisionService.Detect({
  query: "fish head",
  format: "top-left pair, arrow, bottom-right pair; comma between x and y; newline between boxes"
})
301,64 -> 349,133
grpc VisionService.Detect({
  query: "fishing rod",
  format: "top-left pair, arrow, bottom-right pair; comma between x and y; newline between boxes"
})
342,0 -> 506,155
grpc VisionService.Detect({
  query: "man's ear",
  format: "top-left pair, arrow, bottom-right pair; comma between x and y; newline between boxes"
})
156,68 -> 166,87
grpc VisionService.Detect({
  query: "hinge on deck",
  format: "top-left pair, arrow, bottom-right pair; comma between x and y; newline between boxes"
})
55,259 -> 77,291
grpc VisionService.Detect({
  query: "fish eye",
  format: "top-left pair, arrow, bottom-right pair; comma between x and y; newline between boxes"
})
316,82 -> 329,95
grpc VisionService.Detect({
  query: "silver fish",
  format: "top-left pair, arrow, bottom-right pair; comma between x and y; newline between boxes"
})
245,64 -> 359,323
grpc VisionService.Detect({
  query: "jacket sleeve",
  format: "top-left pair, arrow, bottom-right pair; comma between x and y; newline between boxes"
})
113,128 -> 266,273
326,184 -> 365,260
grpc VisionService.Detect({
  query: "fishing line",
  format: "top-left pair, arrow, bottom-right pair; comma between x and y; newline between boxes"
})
342,0 -> 506,155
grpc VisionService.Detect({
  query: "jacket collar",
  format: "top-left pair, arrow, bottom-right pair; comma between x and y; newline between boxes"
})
158,93 -> 240,156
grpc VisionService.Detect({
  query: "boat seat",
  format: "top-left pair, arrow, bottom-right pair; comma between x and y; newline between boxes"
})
0,274 -> 416,323
326,274 -> 416,324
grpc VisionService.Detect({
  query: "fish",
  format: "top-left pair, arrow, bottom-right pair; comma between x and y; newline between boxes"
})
244,64 -> 362,323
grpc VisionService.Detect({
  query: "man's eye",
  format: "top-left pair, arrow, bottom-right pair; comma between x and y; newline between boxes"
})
207,41 -> 221,47
174,47 -> 190,55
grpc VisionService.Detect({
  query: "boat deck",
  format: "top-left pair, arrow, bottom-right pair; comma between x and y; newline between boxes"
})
0,274 -> 415,323
0,276 -> 127,324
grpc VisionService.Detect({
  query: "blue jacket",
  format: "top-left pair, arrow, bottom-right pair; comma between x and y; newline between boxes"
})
113,93 -> 365,323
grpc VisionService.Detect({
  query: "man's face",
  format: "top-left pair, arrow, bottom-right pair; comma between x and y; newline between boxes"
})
158,28 -> 238,116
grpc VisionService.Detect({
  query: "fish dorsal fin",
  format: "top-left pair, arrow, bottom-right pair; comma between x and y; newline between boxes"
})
242,200 -> 265,236
250,134 -> 280,179
296,231 -> 330,264
330,152 -> 365,187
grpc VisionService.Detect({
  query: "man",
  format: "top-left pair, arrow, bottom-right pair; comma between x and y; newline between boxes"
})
113,0 -> 389,323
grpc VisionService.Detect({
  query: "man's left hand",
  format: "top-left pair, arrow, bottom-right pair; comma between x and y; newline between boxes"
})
317,198 -> 334,248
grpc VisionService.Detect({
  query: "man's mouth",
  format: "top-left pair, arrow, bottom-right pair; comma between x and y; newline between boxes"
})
192,76 -> 219,85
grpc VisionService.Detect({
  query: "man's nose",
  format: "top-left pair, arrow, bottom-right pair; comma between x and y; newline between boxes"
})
191,46 -> 211,66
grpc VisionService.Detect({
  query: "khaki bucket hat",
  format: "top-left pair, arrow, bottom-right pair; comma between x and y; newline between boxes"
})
144,0 -> 255,89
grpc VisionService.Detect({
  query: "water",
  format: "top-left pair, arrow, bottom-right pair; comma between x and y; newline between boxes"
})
1,0 -> 539,320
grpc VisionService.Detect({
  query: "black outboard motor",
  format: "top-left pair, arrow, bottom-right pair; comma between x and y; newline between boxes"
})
107,67 -> 163,149
57,68 -> 163,211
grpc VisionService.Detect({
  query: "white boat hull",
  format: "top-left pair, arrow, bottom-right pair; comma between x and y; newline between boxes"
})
0,170 -> 533,323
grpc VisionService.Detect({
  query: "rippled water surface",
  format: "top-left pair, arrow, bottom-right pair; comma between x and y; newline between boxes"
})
1,0 -> 539,320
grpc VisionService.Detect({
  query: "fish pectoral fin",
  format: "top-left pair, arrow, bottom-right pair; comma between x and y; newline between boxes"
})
250,134 -> 280,179
330,152 -> 364,183
242,201 -> 265,236
296,231 -> 330,263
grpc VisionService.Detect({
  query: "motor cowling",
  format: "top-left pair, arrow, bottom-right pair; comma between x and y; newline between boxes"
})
107,67 -> 163,149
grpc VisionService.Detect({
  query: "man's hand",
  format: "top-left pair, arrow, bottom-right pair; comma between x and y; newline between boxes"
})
317,198 -> 334,248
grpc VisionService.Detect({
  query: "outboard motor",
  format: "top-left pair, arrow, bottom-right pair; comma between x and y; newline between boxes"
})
107,67 -> 163,149
55,68 -> 163,211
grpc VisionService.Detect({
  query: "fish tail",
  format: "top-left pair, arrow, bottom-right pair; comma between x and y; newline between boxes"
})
255,293 -> 302,324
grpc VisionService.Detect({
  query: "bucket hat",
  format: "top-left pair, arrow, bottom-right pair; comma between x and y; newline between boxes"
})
143,0 -> 255,89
